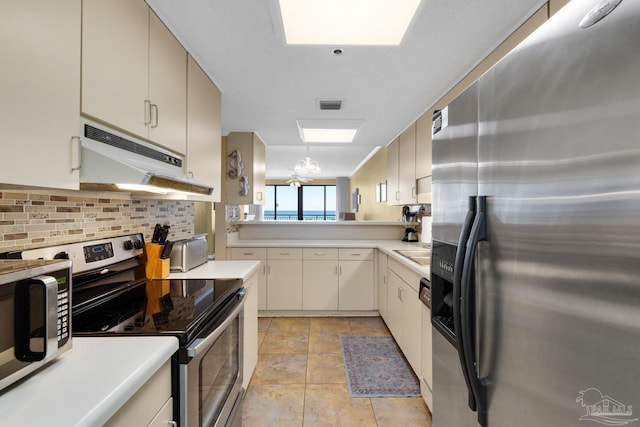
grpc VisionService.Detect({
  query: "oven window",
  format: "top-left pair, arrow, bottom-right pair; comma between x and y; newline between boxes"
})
199,315 -> 240,427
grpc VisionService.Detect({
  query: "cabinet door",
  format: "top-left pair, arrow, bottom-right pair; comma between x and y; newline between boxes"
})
82,0 -> 149,138
243,273 -> 259,389
386,270 -> 404,338
403,286 -> 422,376
338,260 -> 374,310
267,260 -> 302,310
386,138 -> 400,205
148,397 -> 174,427
148,11 -> 187,154
186,55 -> 221,201
377,252 -> 389,319
1,0 -> 81,190
252,134 -> 266,205
303,260 -> 339,310
415,112 -> 433,179
398,123 -> 417,204
421,305 -> 433,409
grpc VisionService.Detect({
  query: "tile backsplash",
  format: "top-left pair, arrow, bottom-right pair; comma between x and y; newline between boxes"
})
0,189 -> 194,253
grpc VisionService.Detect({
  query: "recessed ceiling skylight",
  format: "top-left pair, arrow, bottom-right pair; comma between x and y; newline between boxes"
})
278,0 -> 421,46
302,128 -> 358,143
297,120 -> 363,143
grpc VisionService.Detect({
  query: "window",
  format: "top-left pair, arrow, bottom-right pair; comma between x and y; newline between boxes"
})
264,185 -> 336,221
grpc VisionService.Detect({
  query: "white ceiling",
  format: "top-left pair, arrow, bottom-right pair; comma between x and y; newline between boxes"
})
147,0 -> 546,179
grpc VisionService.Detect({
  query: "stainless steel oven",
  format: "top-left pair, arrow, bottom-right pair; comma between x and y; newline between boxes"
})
12,234 -> 245,427
182,288 -> 245,427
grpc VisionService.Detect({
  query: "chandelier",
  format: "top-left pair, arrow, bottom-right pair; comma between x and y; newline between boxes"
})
294,147 -> 321,174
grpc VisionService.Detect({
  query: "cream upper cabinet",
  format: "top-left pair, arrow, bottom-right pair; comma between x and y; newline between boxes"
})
386,138 -> 400,205
387,124 -> 417,206
82,0 -> 187,155
398,123 -> 417,205
147,11 -> 187,154
186,56 -> 222,202
1,0 -> 81,190
415,112 -> 433,180
226,132 -> 266,205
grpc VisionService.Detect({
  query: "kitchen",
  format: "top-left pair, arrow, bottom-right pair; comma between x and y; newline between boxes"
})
2,0 -> 640,426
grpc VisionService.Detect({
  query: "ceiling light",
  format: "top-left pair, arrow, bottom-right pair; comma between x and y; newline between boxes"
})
295,147 -> 322,174
278,0 -> 421,45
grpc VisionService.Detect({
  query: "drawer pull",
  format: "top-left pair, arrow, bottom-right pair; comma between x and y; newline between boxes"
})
243,252 -> 254,255
315,252 -> 325,256
280,252 -> 290,256
351,253 -> 362,256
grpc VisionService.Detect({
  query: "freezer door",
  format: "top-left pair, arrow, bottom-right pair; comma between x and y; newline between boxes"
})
432,83 -> 479,245
477,1 -> 640,426
432,328 -> 480,427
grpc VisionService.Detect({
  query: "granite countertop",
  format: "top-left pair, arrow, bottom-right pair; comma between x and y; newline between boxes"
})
0,336 -> 178,427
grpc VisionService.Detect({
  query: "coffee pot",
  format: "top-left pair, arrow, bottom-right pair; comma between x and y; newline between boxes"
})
402,227 -> 419,242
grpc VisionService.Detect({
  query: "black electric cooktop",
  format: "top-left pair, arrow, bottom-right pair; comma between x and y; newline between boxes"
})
73,277 -> 243,345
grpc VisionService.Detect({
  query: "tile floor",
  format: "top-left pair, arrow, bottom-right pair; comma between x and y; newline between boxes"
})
242,316 -> 432,426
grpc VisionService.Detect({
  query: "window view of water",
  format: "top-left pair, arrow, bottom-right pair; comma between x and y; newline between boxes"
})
263,210 -> 336,221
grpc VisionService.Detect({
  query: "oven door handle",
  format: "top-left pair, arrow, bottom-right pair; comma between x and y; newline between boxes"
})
186,290 -> 246,359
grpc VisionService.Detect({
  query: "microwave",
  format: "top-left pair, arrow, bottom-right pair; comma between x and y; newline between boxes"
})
0,259 -> 72,392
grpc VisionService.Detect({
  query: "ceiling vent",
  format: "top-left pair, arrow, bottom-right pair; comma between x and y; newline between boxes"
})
318,99 -> 343,111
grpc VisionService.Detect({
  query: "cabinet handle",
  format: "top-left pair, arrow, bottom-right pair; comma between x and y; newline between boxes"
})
167,422 -> 177,426
350,253 -> 362,257
257,191 -> 263,201
267,265 -> 271,275
315,252 -> 325,256
70,136 -> 82,171
150,103 -> 159,128
412,186 -> 416,198
280,252 -> 290,256
396,191 -> 401,201
334,265 -> 338,275
339,265 -> 342,275
144,100 -> 152,126
243,252 -> 254,256
262,264 -> 266,275
383,275 -> 387,284
397,286 -> 403,301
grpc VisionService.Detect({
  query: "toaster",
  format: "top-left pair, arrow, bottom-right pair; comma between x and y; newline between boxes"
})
169,237 -> 209,272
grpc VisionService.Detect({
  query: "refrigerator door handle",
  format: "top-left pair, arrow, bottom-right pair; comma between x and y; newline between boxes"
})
453,196 -> 478,411
461,195 -> 488,426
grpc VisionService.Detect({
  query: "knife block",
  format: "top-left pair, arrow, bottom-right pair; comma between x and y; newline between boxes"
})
145,243 -> 170,279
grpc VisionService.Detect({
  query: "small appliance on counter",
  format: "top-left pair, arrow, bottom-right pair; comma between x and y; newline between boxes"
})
169,235 -> 209,272
402,227 -> 419,242
0,259 -> 72,392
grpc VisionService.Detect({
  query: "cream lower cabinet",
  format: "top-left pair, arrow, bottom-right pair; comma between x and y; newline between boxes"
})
229,248 -> 267,310
338,248 -> 375,311
105,360 -> 173,426
1,0 -> 81,190
243,271 -> 259,389
302,249 -> 339,310
421,305 -> 433,410
386,259 -> 422,376
266,248 -> 303,310
377,251 -> 389,318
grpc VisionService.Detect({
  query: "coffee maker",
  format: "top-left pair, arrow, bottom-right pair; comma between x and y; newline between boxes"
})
402,205 -> 419,242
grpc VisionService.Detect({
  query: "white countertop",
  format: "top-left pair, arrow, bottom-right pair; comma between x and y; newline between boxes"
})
168,260 -> 261,280
0,336 -> 178,427
227,239 -> 430,278
232,220 -> 406,226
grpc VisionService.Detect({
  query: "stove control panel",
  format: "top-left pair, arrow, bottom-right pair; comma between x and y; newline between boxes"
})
83,242 -> 114,263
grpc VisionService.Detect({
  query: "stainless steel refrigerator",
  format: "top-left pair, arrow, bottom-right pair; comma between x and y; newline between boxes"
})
430,0 -> 640,426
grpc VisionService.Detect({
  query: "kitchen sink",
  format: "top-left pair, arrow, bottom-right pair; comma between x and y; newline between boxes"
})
394,249 -> 431,266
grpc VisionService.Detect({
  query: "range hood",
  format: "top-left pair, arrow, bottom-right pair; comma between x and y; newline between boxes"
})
79,119 -> 213,196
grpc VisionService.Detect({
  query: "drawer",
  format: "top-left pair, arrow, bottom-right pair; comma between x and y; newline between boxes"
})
267,247 -> 302,260
230,247 -> 267,259
388,257 -> 422,292
338,248 -> 374,261
303,248 -> 339,260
